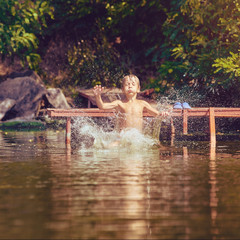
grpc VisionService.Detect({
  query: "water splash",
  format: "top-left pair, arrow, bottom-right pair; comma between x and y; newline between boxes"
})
161,86 -> 204,107
71,87 -> 212,152
71,116 -> 160,152
71,90 -> 189,152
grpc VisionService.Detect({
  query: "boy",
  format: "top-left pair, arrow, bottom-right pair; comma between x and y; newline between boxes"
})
93,74 -> 169,132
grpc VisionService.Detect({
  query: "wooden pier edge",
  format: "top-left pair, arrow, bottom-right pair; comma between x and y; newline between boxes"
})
47,107 -> 240,146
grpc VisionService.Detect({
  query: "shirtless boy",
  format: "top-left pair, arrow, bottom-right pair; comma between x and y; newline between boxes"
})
93,74 -> 169,132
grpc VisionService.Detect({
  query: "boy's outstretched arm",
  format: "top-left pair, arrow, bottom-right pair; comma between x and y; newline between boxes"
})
93,85 -> 120,110
143,101 -> 169,117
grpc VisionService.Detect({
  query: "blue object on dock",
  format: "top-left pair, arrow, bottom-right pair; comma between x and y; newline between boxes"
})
173,102 -> 183,109
182,102 -> 191,109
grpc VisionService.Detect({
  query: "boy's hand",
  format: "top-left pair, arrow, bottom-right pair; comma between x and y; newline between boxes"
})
93,85 -> 104,97
159,111 -> 170,117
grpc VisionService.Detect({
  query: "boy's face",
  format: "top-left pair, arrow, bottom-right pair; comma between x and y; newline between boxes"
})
122,77 -> 140,96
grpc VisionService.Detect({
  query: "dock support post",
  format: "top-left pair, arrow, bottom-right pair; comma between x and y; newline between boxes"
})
171,118 -> 175,146
183,109 -> 188,135
209,108 -> 216,146
171,118 -> 175,135
66,117 -> 71,145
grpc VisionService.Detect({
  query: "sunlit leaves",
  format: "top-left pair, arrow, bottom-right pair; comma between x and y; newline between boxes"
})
10,25 -> 37,52
172,44 -> 187,59
158,0 -> 240,91
213,52 -> 240,78
0,0 -> 53,69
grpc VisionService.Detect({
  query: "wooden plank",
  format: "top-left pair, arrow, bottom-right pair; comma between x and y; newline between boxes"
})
47,108 -> 168,118
47,108 -> 116,117
214,108 -> 240,117
47,107 -> 240,118
186,108 -> 240,117
49,111 -> 116,117
171,109 -> 182,117
187,109 -> 210,117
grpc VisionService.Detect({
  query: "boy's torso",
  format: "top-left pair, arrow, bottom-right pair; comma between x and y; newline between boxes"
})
116,99 -> 145,131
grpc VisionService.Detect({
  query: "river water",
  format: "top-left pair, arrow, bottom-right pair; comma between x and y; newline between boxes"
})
1,129 -> 240,239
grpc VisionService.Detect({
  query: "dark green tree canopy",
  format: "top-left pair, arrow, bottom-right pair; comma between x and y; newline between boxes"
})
1,0 -> 240,106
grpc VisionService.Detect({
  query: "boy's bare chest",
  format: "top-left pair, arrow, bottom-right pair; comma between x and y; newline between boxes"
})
120,102 -> 143,115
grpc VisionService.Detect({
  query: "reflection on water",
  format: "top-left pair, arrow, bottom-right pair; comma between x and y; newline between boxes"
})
1,130 -> 240,239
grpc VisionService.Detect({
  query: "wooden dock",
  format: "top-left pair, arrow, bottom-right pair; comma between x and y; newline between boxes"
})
47,107 -> 240,146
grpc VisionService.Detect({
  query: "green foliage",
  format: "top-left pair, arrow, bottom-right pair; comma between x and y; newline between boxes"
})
103,0 -> 167,65
64,36 -> 127,89
156,0 -> 240,93
213,52 -> 240,78
0,0 -> 53,69
48,0 -> 104,37
48,0 -> 167,70
2,0 -> 240,106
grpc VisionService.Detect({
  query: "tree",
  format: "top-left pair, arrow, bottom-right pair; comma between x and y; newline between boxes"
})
156,0 -> 240,97
0,0 -> 53,69
45,0 -> 168,89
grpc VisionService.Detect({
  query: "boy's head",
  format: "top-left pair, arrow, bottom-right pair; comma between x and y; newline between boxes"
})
121,74 -> 140,93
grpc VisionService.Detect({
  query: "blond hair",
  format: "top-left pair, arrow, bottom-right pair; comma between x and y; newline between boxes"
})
121,74 -> 140,89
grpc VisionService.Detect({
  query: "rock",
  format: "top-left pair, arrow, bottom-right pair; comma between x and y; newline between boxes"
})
45,88 -> 71,109
0,70 -> 72,121
7,70 -> 43,84
0,76 -> 46,121
0,99 -> 16,120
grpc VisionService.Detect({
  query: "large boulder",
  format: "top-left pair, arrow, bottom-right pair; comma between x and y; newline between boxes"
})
0,71 -> 72,121
45,88 -> 71,109
0,75 -> 46,121
0,98 -> 16,120
7,70 -> 43,84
